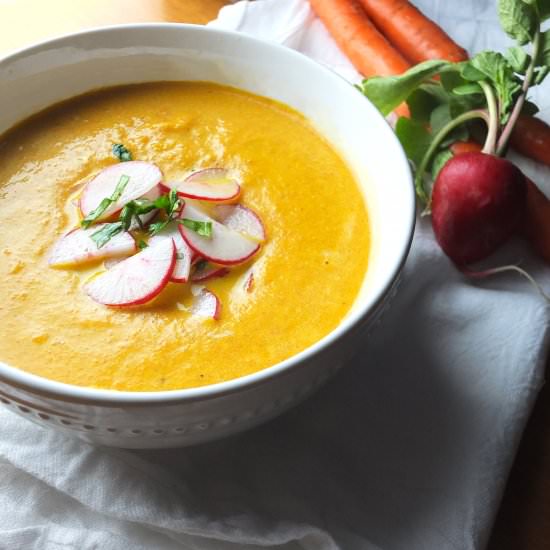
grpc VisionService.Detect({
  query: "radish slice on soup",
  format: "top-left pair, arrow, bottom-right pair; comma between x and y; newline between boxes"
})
149,222 -> 193,283
191,261 -> 230,282
179,203 -> 260,265
84,238 -> 175,306
49,226 -> 136,267
190,285 -> 221,320
214,204 -> 266,242
169,168 -> 240,202
80,161 -> 163,220
103,256 -> 126,270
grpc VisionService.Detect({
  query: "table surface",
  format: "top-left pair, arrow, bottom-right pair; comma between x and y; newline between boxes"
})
0,0 -> 547,548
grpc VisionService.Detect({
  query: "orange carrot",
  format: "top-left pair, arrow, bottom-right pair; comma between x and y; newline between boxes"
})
357,0 -> 468,64
309,0 -> 411,116
523,178 -> 550,264
510,115 -> 550,168
450,141 -> 483,156
312,0 -> 550,168
356,1 -> 550,168
309,0 -> 411,77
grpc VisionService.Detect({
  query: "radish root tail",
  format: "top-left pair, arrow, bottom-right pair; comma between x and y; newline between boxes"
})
460,264 -> 550,303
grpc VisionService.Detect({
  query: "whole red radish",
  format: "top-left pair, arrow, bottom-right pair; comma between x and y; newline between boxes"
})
431,152 -> 527,265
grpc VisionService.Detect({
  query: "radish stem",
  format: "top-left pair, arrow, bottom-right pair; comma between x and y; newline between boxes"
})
496,29 -> 541,156
479,80 -> 499,155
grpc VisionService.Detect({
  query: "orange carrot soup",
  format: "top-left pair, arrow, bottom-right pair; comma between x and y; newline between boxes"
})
0,82 -> 370,391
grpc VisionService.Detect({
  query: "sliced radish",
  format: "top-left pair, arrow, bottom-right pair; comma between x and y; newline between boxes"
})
190,285 -> 221,320
104,257 -> 126,270
179,203 -> 260,266
49,226 -> 136,267
191,261 -> 230,282
80,161 -> 163,220
149,222 -> 193,283
84,238 -> 175,307
169,168 -> 240,202
214,204 -> 266,242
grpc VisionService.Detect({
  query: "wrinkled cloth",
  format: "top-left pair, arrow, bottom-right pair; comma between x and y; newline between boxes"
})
1,1 -> 549,549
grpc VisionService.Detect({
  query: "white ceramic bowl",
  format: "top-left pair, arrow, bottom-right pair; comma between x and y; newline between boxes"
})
0,24 -> 415,448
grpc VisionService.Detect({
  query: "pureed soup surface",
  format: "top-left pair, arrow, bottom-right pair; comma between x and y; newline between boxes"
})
0,82 -> 370,391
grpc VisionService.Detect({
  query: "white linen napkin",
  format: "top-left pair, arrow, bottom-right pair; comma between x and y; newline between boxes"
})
1,1 -> 549,549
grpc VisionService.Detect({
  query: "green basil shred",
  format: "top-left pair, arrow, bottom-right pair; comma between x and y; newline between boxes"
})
81,174 -> 130,229
180,219 -> 213,238
112,143 -> 133,162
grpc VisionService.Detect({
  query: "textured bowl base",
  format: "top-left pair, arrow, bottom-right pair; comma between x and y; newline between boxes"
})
0,361 -> 344,448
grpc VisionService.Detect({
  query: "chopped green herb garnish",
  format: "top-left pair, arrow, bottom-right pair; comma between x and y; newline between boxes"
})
130,199 -> 158,218
148,189 -> 183,236
90,221 -> 124,248
112,143 -> 133,162
87,184 -> 183,248
137,239 -> 148,250
154,189 -> 182,216
180,218 -> 213,238
149,219 -> 170,236
119,202 -> 138,230
153,193 -> 172,212
81,174 -> 130,229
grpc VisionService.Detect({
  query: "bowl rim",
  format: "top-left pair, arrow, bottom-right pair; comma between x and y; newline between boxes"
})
0,22 -> 416,405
